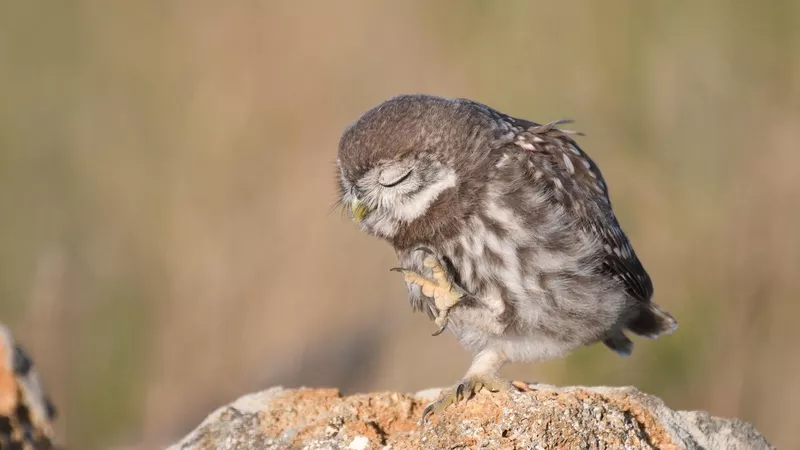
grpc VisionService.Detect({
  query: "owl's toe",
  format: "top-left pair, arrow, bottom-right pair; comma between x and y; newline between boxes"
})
511,380 -> 536,392
420,388 -> 458,424
431,313 -> 449,336
420,375 -> 527,424
457,374 -> 514,398
391,252 -> 466,336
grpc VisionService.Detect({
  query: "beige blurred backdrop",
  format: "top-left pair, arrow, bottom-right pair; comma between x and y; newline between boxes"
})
1,1 -> 799,449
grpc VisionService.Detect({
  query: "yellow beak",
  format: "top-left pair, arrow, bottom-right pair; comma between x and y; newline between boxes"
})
350,199 -> 370,223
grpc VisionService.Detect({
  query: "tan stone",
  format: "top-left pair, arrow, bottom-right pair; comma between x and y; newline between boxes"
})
169,384 -> 773,450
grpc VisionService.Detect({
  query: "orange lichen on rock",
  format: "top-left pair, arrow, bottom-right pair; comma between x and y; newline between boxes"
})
169,384 -> 774,450
259,388 -> 425,449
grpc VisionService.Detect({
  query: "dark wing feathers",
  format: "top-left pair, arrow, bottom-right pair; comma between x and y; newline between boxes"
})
591,213 -> 654,301
500,115 -> 654,302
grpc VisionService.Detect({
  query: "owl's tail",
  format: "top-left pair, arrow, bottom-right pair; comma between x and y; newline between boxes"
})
627,302 -> 678,339
604,302 -> 677,357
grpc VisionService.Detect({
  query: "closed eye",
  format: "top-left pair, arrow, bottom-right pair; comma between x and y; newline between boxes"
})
378,169 -> 412,187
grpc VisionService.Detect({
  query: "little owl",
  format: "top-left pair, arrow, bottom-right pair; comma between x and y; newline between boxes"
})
336,94 -> 677,421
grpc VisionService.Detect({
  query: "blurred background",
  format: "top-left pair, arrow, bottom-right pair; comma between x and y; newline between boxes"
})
1,1 -> 799,448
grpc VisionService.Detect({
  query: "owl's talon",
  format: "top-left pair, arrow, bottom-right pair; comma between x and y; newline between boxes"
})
392,252 -> 465,336
431,317 -> 449,336
420,389 -> 458,424
419,374 -> 528,424
455,382 -> 466,402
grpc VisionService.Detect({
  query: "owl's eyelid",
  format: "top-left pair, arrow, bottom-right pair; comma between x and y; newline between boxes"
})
378,168 -> 413,187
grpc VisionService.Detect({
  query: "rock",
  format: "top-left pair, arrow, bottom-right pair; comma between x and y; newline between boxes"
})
168,384 -> 773,450
0,324 -> 57,450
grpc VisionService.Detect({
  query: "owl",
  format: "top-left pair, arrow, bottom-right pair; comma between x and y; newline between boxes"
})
336,94 -> 677,421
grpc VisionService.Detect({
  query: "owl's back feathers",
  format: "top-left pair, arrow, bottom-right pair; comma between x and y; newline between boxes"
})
484,110 -> 656,302
478,107 -> 677,349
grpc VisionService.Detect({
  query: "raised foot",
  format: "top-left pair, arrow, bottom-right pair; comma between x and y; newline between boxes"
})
391,247 -> 467,336
420,376 -> 533,424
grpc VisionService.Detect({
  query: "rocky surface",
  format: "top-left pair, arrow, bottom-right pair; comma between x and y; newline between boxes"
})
0,324 -> 57,450
169,384 -> 773,450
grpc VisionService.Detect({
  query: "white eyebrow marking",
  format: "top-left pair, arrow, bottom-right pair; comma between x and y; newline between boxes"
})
394,169 -> 457,222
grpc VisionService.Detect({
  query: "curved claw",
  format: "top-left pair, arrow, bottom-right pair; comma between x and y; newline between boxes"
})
455,382 -> 466,402
420,403 -> 437,424
431,320 -> 448,336
432,312 -> 451,336
389,267 -> 404,273
418,388 -> 458,425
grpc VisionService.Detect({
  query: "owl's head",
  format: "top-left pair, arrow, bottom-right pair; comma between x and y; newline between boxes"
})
336,94 -> 491,244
